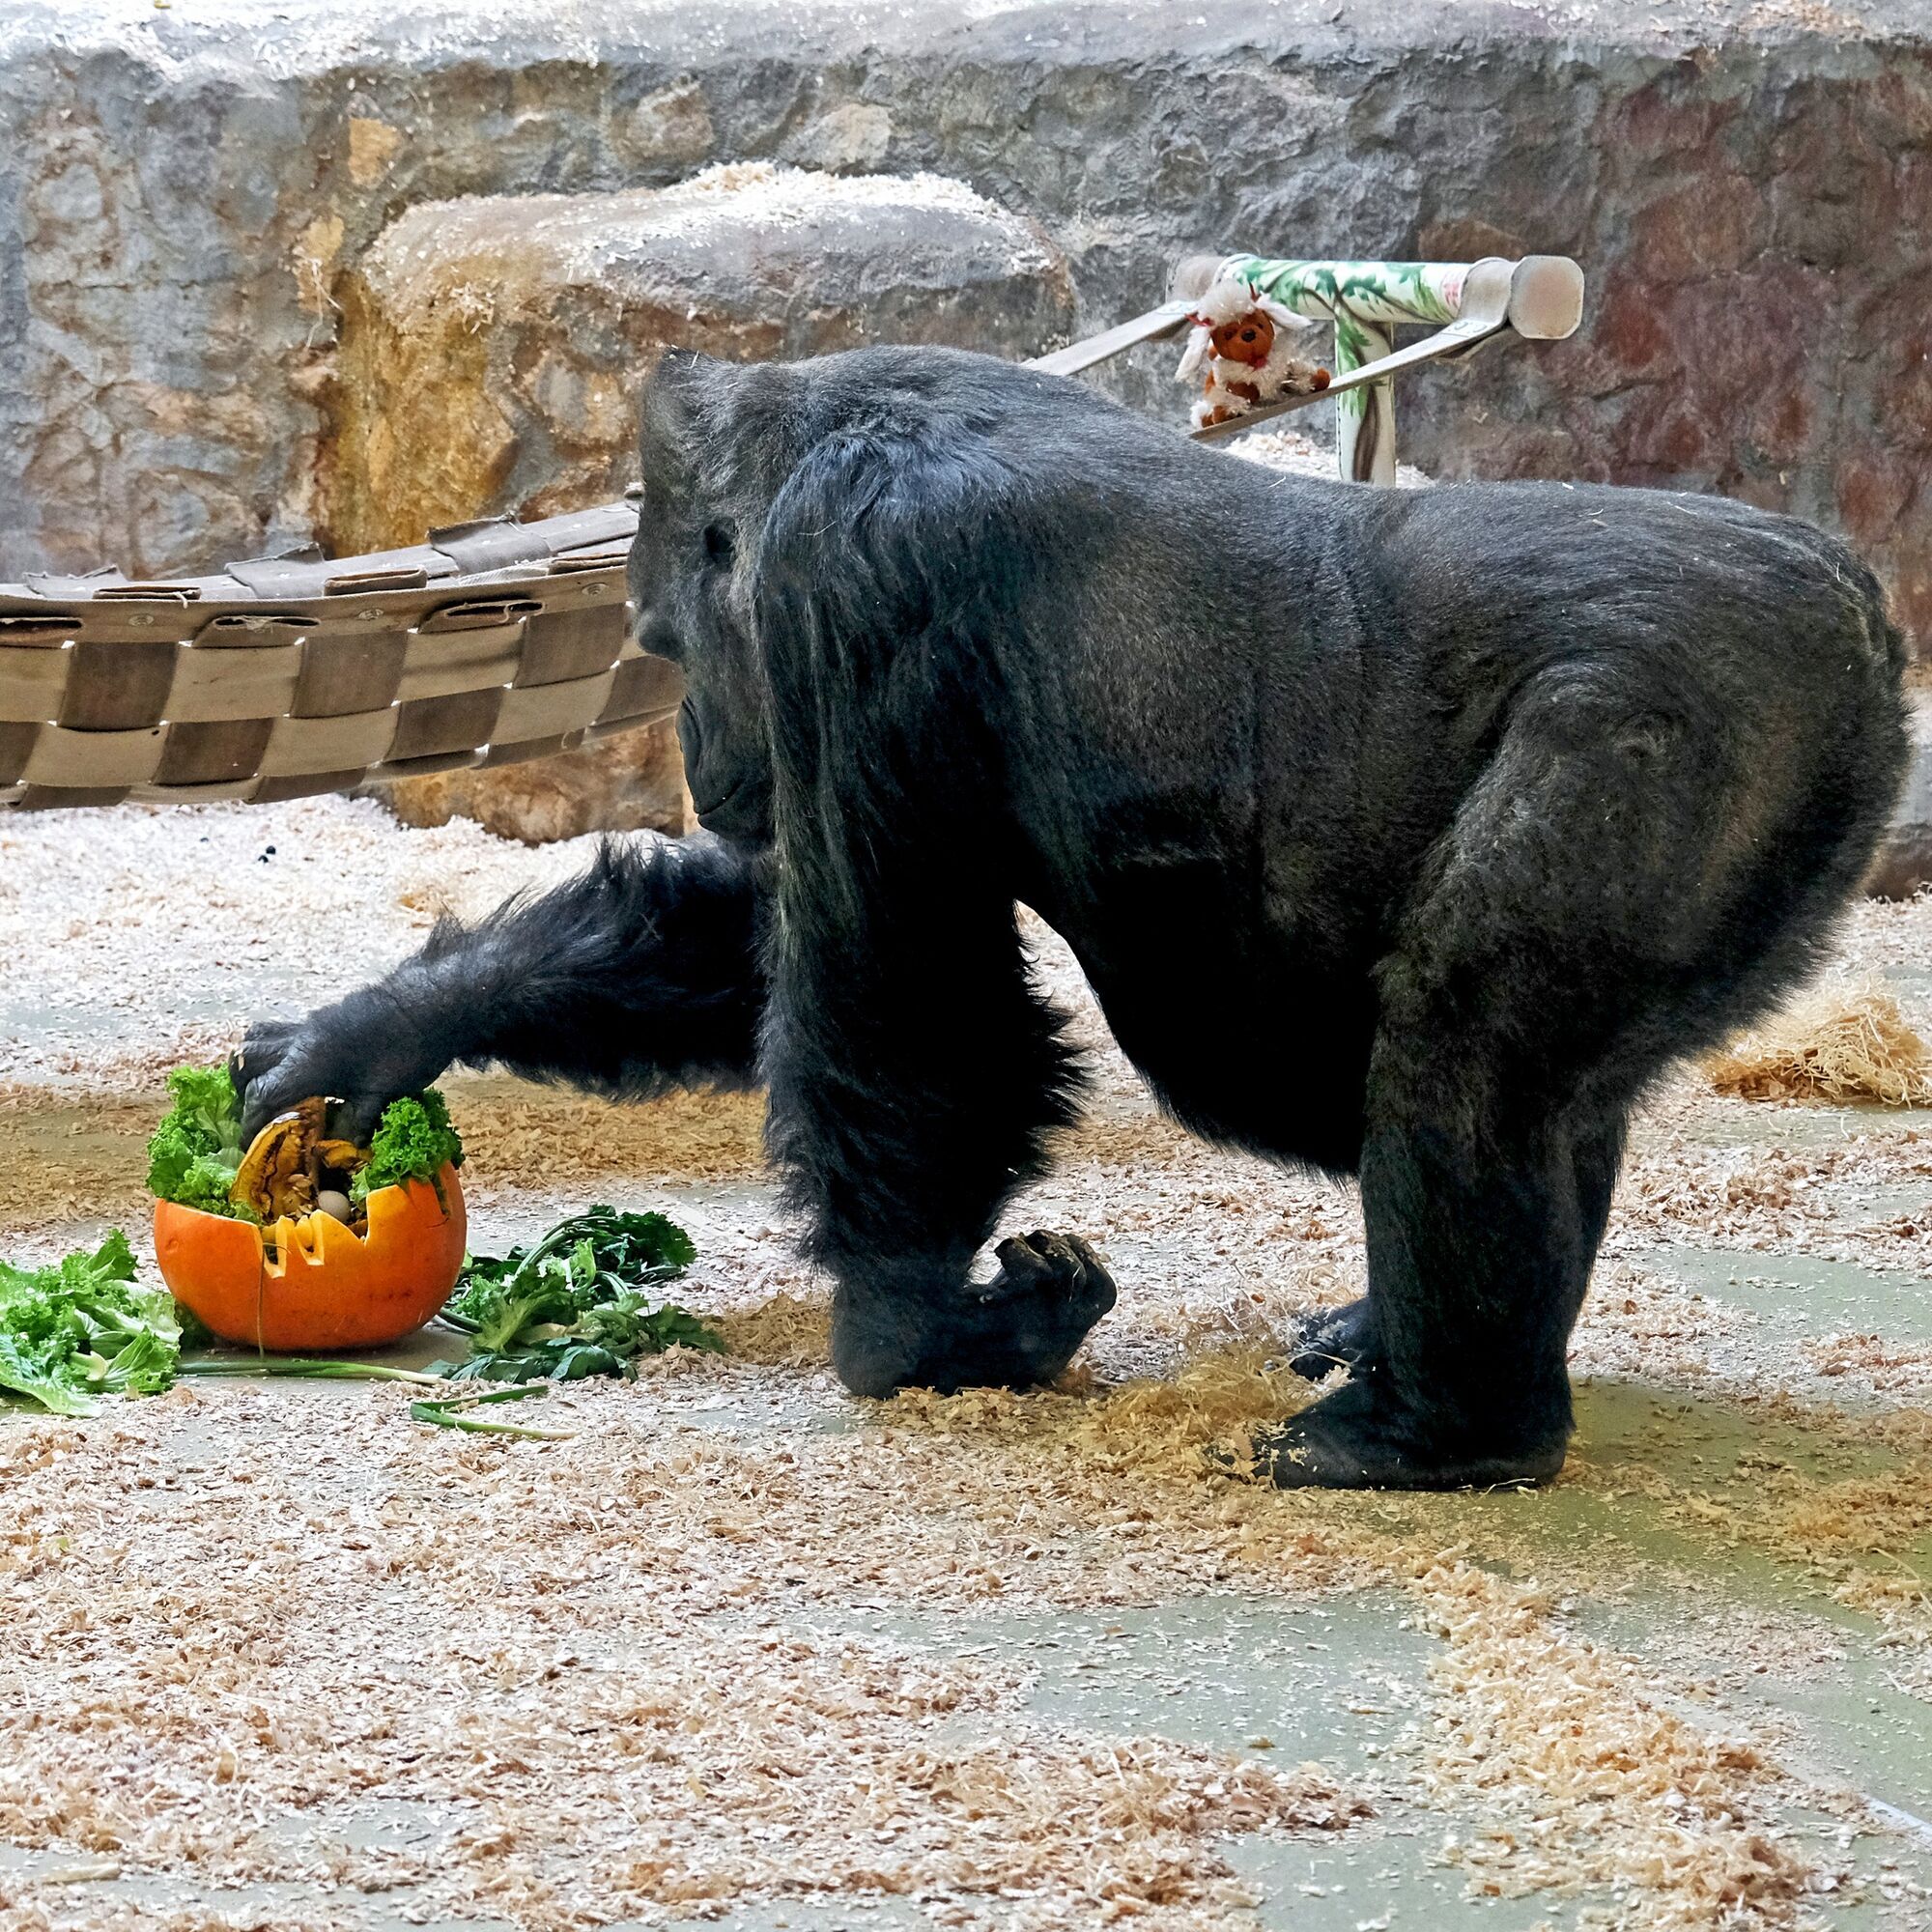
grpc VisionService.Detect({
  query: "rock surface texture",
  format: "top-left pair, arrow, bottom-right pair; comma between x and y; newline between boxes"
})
323,162 -> 1072,555
376,715 -> 694,846
311,161 -> 1067,839
1866,693 -> 1932,898
4,0 -> 1929,641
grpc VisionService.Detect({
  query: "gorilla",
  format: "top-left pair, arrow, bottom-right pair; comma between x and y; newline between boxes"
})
237,345 -> 1908,1490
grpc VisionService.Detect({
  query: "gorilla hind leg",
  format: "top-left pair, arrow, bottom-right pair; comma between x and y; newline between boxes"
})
1262,663 -> 1874,1490
1286,1117 -> 1626,1385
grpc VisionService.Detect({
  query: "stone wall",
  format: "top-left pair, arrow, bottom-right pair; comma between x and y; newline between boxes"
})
4,0 -> 1930,654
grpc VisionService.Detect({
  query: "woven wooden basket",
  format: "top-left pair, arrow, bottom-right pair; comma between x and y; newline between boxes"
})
0,502 -> 681,810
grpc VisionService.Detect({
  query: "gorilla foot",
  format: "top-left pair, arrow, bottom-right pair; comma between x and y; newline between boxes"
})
1287,1298 -> 1376,1380
1253,1379 -> 1569,1491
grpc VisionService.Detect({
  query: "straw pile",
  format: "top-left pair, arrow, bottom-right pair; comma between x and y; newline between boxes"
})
1705,982 -> 1932,1107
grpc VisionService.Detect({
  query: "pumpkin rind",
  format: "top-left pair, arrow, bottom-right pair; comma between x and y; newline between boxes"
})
154,1164 -> 467,1350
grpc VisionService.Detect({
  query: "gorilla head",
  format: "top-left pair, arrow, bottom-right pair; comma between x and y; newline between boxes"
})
630,350 -> 779,846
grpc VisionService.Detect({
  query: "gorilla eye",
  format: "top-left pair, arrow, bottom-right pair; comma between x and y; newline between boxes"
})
702,523 -> 735,567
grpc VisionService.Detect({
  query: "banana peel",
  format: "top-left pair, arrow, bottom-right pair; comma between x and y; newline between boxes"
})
232,1098 -> 326,1221
232,1103 -> 374,1224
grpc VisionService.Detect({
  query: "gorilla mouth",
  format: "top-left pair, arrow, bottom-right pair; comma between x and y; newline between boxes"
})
694,773 -> 774,843
694,775 -> 749,819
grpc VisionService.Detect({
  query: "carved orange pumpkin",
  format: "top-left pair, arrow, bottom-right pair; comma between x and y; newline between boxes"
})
154,1166 -> 467,1351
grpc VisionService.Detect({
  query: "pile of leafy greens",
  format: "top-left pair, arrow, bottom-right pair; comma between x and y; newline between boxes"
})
352,1088 -> 465,1205
146,1064 -> 255,1221
0,1231 -> 182,1415
440,1206 -> 717,1382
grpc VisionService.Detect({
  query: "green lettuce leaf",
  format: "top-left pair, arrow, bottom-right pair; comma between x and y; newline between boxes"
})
0,1231 -> 182,1415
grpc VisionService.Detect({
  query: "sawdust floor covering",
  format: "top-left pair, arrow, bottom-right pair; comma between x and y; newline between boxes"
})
2,799 -> 1932,1930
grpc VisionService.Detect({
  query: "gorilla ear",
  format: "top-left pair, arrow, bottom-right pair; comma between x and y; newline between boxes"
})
640,348 -> 714,463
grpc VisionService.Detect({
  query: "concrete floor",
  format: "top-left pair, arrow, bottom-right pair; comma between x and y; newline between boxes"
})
3,797 -> 1931,1930
5,1331 -> 1930,1929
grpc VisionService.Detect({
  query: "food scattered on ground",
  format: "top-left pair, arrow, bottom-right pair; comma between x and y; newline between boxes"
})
184,1357 -> 577,1438
410,1381 -> 576,1439
0,1230 -> 178,1415
440,1204 -> 717,1381
180,1356 -> 446,1386
1705,980 -> 1932,1106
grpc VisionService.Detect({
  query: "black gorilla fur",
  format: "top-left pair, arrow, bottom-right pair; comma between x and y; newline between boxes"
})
239,345 -> 1909,1489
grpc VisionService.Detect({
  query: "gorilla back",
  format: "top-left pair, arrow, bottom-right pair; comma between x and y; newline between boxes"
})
237,345 -> 1909,1491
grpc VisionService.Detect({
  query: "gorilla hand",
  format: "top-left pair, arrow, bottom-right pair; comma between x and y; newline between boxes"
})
968,1232 -> 1119,1387
234,983 -> 451,1144
831,1232 -> 1118,1398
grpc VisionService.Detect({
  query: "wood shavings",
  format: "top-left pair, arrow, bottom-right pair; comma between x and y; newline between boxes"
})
455,1081 -> 766,1188
886,1337 -> 1317,1488
9,805 -> 1932,1925
1558,1382 -> 1932,1652
1411,1560 -> 1824,1927
1804,1331 -> 1932,1395
0,1377 -> 1369,1932
709,1291 -> 831,1366
0,1091 -> 157,1230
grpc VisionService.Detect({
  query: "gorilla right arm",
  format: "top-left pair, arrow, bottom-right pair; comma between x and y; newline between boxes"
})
235,834 -> 765,1140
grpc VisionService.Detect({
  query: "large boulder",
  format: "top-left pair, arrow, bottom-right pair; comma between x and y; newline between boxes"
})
320,162 -> 1073,554
321,162 -> 1071,839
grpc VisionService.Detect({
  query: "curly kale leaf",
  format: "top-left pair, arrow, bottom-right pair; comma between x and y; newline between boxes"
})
157,1065 -> 243,1159
351,1088 -> 465,1206
153,1142 -> 262,1222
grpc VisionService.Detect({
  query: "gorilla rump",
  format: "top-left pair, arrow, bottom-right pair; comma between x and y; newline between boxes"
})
238,346 -> 1908,1490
